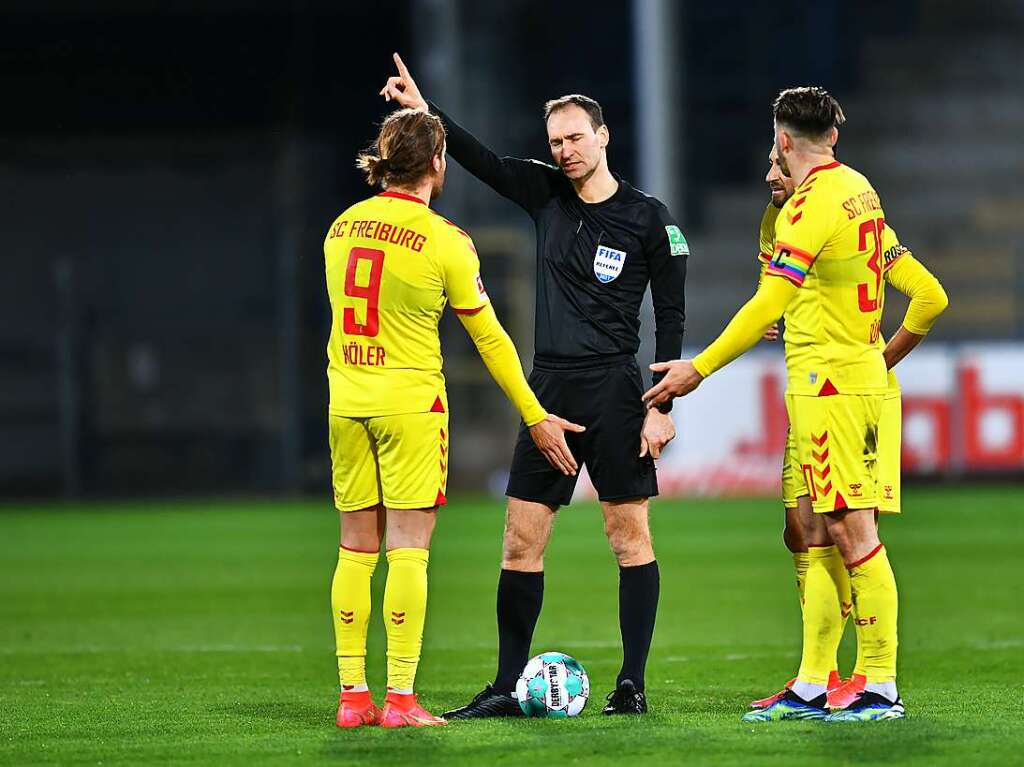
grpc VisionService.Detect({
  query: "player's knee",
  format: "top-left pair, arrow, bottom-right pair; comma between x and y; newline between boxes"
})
782,518 -> 805,553
782,504 -> 806,553
803,527 -> 832,548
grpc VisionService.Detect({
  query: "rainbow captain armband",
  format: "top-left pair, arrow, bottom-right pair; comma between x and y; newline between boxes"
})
765,242 -> 816,287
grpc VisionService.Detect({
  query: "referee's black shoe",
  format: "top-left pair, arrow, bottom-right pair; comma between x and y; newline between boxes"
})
602,679 -> 648,715
442,684 -> 522,720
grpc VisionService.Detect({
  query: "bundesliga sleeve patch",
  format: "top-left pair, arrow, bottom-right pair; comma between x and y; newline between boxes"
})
665,225 -> 689,257
475,274 -> 488,300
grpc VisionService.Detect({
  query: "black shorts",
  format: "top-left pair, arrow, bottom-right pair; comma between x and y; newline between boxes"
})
505,354 -> 658,506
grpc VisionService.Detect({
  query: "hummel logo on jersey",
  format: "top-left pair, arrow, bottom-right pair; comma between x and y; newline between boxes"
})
594,245 -> 626,283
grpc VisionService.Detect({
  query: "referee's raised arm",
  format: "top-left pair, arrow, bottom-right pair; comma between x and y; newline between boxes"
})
380,52 -> 557,213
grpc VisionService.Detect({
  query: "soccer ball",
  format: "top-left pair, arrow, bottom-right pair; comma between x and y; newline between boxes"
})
515,651 -> 590,718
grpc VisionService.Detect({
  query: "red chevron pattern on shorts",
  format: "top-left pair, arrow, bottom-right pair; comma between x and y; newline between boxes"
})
810,430 -> 833,499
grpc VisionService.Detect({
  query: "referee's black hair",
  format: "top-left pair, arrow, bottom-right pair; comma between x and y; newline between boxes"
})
543,94 -> 605,130
773,86 -> 846,140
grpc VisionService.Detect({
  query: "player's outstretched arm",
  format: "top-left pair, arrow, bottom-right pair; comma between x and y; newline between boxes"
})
379,52 -> 557,213
458,304 -> 585,476
881,252 -> 949,369
642,276 -> 798,409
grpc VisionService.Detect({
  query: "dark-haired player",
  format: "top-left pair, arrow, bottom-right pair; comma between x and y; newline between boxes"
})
749,144 -> 948,714
645,87 -> 947,722
325,107 -> 582,728
380,53 -> 688,717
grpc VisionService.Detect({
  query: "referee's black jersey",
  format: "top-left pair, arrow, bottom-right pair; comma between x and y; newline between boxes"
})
432,104 -> 687,374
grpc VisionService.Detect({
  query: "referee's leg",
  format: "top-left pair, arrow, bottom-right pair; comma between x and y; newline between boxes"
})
602,498 -> 659,700
441,497 -> 557,720
492,499 -> 556,693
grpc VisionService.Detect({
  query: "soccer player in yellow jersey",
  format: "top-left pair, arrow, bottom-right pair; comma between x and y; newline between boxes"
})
644,87 -> 948,722
748,144 -> 948,713
325,108 -> 583,728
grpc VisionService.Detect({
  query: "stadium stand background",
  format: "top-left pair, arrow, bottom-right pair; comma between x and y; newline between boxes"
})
1,0 -> 1021,497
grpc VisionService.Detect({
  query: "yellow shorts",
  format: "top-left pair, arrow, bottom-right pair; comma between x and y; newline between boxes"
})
780,392 -> 887,514
328,411 -> 449,512
781,391 -> 901,513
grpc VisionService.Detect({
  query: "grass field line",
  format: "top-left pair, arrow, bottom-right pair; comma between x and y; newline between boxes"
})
3,637 -> 1018,661
0,642 -> 305,656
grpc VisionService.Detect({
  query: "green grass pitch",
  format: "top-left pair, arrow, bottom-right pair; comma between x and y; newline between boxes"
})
2,485 -> 1022,766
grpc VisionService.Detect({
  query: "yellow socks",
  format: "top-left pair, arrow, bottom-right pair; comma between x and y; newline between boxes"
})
828,544 -> 854,677
847,545 -> 898,685
796,545 -> 846,689
383,547 -> 430,692
331,547 -> 379,690
792,551 -> 810,607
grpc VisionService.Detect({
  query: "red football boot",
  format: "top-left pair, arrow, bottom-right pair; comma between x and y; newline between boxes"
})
827,673 -> 867,710
750,670 -> 841,709
379,691 -> 447,728
336,689 -> 382,728
749,678 -> 795,709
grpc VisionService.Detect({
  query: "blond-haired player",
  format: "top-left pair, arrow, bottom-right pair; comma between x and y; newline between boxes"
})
748,143 -> 948,713
326,108 -> 583,728
644,87 -> 948,722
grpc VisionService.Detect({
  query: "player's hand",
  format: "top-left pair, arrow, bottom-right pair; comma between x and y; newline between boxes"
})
762,323 -> 780,341
643,360 -> 703,409
528,414 -> 585,477
379,52 -> 428,112
639,409 -> 675,459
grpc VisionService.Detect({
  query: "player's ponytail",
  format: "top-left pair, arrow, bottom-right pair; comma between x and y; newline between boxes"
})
356,109 -> 446,190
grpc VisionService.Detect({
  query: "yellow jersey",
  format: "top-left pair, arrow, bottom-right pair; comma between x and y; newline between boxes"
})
324,191 -> 489,417
758,204 -> 780,267
765,161 -> 891,396
757,199 -> 907,393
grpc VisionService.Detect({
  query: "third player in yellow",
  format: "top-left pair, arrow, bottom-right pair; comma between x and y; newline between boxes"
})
643,87 -> 947,722
750,142 -> 947,713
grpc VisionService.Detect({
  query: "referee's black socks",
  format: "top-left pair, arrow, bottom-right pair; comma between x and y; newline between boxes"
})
493,569 -> 544,694
617,560 -> 660,691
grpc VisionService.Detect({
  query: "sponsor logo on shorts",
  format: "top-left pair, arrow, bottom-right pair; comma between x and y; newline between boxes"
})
884,485 -> 894,500
854,616 -> 878,626
849,483 -> 863,497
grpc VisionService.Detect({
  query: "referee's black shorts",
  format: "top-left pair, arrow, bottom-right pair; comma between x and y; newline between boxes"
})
505,354 -> 658,507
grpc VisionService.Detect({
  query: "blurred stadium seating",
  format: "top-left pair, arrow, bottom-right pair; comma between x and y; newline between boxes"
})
0,0 -> 1020,497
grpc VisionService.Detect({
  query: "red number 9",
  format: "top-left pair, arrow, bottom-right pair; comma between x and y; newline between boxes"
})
343,247 -> 385,336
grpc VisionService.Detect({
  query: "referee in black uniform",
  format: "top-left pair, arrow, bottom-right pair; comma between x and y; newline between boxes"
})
381,53 -> 687,717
